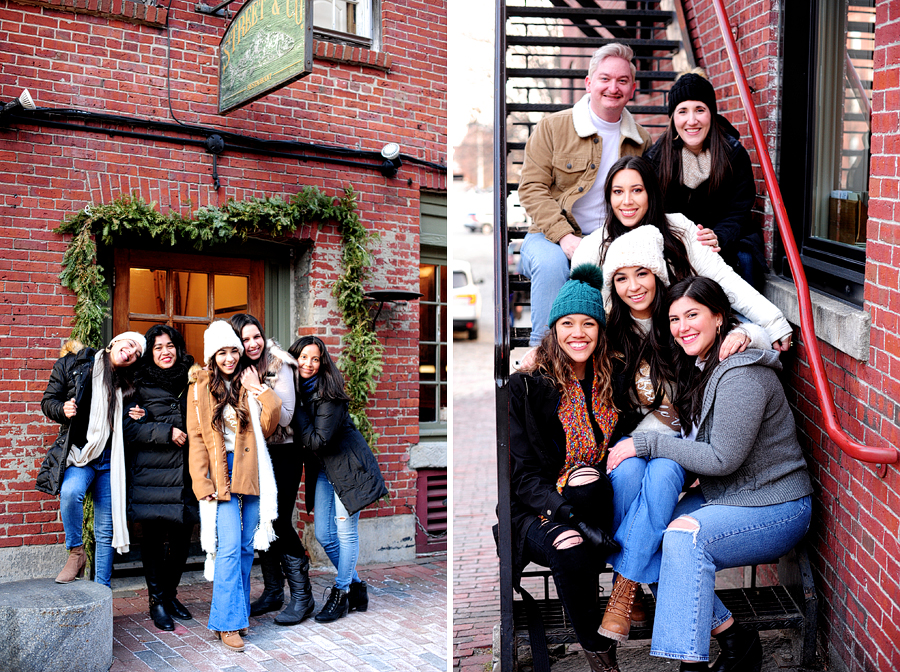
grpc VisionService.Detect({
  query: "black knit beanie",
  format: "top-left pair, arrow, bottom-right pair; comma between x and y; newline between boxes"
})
667,72 -> 717,117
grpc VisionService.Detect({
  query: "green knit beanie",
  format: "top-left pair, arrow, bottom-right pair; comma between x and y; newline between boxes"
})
548,264 -> 606,328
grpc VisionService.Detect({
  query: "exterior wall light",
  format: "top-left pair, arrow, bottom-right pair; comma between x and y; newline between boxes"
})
380,142 -> 402,178
1,89 -> 36,118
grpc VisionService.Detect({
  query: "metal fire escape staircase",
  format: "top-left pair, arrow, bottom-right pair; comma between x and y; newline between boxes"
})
491,3 -> 831,671
500,1 -> 693,349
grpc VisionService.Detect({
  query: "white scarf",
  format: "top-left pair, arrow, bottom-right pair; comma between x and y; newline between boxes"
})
199,393 -> 278,581
66,351 -> 130,553
681,147 -> 712,189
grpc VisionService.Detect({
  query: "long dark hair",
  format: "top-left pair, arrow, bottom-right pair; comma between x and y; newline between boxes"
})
523,322 -> 615,408
229,313 -> 268,383
288,335 -> 350,402
656,114 -> 732,199
137,324 -> 193,391
606,274 -> 675,415
600,155 -> 694,282
99,349 -> 136,431
207,349 -> 249,433
668,276 -> 739,428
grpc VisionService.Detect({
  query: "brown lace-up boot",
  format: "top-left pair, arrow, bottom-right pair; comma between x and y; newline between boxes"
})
630,584 -> 648,627
598,575 -> 638,641
55,545 -> 86,584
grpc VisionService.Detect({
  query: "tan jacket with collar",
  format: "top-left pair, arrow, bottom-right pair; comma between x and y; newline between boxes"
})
187,368 -> 282,501
519,94 -> 651,243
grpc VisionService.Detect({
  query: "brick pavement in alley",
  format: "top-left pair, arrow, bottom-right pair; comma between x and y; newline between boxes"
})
452,341 -> 503,672
110,557 -> 446,672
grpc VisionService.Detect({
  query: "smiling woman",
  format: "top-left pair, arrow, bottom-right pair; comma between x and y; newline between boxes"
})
506,264 -> 625,670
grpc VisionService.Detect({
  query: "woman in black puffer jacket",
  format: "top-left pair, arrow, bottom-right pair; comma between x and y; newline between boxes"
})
289,335 -> 387,624
124,325 -> 198,632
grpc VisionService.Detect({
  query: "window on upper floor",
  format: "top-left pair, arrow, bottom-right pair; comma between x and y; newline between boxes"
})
313,0 -> 380,48
779,0 -> 874,307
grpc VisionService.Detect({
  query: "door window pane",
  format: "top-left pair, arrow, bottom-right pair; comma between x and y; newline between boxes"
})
130,269 -> 167,315
214,275 -> 249,319
173,271 -> 208,317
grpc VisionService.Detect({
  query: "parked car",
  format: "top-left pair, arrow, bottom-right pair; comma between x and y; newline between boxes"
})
452,259 -> 483,340
463,213 -> 492,234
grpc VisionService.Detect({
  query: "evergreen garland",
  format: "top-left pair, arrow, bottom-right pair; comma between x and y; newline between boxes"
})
54,186 -> 384,446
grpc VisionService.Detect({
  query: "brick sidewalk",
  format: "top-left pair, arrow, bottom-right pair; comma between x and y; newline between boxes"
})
452,341 -> 501,672
110,557 -> 446,672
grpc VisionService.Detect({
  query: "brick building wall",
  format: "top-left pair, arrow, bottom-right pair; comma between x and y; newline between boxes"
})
680,1 -> 900,671
0,0 -> 446,576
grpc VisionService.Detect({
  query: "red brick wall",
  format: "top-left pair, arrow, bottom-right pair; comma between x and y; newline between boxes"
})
681,1 -> 900,670
0,0 -> 446,552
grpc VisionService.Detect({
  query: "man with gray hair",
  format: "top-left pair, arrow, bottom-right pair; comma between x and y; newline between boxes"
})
518,43 -> 651,346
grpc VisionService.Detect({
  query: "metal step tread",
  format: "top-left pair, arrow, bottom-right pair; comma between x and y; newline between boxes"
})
507,68 -> 679,80
507,103 -> 668,114
513,585 -> 805,645
506,36 -> 681,49
507,7 -> 672,21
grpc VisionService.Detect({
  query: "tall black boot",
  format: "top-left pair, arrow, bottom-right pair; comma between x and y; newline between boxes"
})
143,547 -> 175,631
709,625 -> 762,672
250,549 -> 285,617
162,524 -> 192,620
274,553 -> 316,625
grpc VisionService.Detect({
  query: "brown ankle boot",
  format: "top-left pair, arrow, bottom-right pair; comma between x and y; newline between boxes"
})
583,645 -> 620,672
55,545 -> 86,584
630,583 -> 648,627
598,575 -> 638,642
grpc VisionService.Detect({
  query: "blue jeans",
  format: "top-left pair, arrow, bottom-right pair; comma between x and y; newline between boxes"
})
314,471 -> 360,591
650,491 -> 812,662
608,456 -> 686,583
208,452 -> 260,632
59,453 -> 113,587
519,232 -> 571,346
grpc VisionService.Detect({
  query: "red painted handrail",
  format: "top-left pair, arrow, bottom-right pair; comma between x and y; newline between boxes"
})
711,0 -> 899,466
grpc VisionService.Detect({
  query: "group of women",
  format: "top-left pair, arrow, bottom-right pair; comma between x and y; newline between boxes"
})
509,71 -> 813,672
38,316 -> 385,653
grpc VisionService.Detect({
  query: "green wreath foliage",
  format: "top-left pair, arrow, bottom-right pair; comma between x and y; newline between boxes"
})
54,187 -> 384,446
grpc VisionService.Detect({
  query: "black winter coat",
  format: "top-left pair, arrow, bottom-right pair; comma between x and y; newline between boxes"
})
123,380 -> 199,525
505,369 -> 622,579
294,393 -> 387,517
37,345 -> 98,496
645,119 -> 767,277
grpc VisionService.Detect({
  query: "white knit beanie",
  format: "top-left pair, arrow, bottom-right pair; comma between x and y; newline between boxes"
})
602,225 -> 670,293
109,331 -> 147,356
203,320 -> 243,363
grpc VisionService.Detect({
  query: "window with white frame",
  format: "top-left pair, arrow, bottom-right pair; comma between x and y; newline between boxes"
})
313,0 -> 378,45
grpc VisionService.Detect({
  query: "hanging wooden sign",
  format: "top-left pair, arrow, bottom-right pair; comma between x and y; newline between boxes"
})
218,0 -> 313,114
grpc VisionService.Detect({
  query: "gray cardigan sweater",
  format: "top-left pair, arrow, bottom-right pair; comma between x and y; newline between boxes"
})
633,349 -> 812,507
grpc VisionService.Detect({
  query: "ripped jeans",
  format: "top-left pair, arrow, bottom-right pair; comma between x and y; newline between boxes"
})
650,489 -> 812,662
523,467 -> 614,651
314,470 -> 361,591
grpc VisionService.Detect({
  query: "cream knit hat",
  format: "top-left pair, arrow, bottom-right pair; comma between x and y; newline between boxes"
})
108,331 -> 147,356
203,320 -> 243,363
602,225 -> 670,294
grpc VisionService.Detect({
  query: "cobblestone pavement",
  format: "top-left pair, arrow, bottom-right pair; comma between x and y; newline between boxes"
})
110,557 -> 446,672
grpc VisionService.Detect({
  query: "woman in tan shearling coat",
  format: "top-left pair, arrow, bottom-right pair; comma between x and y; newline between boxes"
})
187,320 -> 281,653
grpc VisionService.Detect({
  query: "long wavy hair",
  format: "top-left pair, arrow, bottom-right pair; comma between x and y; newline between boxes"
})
655,113 -> 733,200
207,348 -> 249,434
523,321 -> 615,408
668,276 -> 739,427
229,313 -> 268,383
288,335 -> 350,402
606,274 -> 675,415
600,155 -> 694,282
